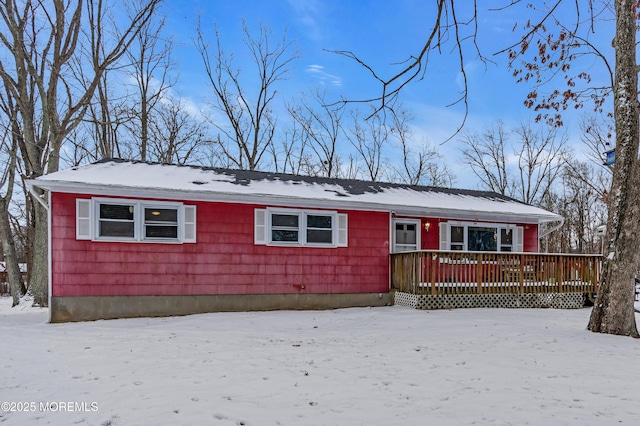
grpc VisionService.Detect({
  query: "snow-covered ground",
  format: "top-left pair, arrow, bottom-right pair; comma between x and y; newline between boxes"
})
1,296 -> 640,425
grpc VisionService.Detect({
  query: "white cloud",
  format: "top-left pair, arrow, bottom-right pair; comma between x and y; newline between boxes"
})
287,0 -> 323,41
305,64 -> 343,87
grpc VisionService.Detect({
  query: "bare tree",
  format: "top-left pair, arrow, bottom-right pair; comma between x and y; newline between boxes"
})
459,120 -> 568,205
271,115 -> 310,175
512,123 -> 569,205
0,91 -> 25,306
332,0 -> 487,152
71,37 -> 130,161
577,114 -> 615,174
335,154 -> 362,180
69,65 -> 131,162
560,162 -> 609,254
345,109 -> 389,182
287,90 -> 345,177
0,0 -> 162,306
491,1 -> 636,336
586,0 -> 639,336
505,0 -> 640,335
123,2 -> 175,161
148,99 -> 209,165
388,107 -> 454,187
195,21 -> 298,171
459,121 -> 511,195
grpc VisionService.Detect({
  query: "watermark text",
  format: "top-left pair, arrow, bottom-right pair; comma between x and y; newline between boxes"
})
1,401 -> 99,413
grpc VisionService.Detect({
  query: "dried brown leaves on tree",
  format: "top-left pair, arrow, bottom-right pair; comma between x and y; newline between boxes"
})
503,1 -> 613,127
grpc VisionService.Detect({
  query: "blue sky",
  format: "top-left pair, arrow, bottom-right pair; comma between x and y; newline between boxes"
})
158,0 -> 614,186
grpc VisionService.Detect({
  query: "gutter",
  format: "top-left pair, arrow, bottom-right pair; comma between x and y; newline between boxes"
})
539,217 -> 565,239
26,180 -> 49,211
26,180 -> 562,225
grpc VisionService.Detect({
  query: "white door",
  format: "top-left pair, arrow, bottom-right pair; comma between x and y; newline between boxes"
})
393,220 -> 420,252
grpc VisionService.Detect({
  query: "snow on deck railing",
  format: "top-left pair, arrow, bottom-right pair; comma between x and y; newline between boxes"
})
390,251 -> 601,296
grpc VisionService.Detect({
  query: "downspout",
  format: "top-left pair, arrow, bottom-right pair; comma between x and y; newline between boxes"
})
388,211 -> 394,292
538,218 -> 565,252
539,218 -> 565,240
26,181 -> 52,322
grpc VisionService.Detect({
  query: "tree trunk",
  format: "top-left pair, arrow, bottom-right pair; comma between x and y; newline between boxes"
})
29,200 -> 49,307
0,199 -> 25,306
587,0 -> 640,337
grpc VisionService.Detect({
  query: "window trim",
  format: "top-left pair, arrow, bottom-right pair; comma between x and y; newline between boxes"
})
440,221 -> 523,253
254,207 -> 347,248
267,207 -> 338,247
392,219 -> 421,253
270,211 -> 302,244
97,202 -> 137,241
77,197 -> 196,244
143,205 -> 180,240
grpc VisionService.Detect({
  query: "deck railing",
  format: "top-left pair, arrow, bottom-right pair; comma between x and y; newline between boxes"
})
390,251 -> 601,296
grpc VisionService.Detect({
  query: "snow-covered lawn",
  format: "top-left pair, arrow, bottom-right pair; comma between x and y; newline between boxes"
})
1,296 -> 639,425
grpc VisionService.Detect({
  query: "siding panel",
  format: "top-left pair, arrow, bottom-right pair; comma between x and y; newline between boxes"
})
51,193 -> 391,297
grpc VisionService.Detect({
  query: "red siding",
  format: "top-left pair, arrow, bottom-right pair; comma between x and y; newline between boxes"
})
421,218 -> 440,250
523,226 -> 539,252
51,193 -> 391,297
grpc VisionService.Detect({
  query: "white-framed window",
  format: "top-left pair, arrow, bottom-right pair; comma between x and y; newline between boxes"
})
254,207 -> 348,248
76,198 -> 196,243
439,221 -> 523,252
393,219 -> 421,252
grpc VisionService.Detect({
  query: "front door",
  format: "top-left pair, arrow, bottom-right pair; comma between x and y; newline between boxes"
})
393,220 -> 420,252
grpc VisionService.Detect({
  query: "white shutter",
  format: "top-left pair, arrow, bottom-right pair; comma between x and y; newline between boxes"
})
515,226 -> 524,252
337,213 -> 348,247
255,209 -> 267,245
182,205 -> 197,243
76,199 -> 93,240
439,222 -> 449,250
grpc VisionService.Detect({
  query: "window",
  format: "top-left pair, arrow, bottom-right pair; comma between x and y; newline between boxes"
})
500,228 -> 513,252
440,221 -> 523,252
271,213 -> 300,242
254,208 -> 348,248
76,198 -> 196,243
99,203 -> 135,238
393,220 -> 420,252
144,207 -> 178,239
450,226 -> 464,251
468,226 -> 497,252
307,214 -> 333,244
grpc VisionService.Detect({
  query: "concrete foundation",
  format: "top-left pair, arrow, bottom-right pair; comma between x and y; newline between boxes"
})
50,292 -> 392,322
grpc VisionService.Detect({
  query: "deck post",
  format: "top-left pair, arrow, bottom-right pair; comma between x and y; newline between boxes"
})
519,253 -> 525,295
430,253 -> 437,296
477,253 -> 483,294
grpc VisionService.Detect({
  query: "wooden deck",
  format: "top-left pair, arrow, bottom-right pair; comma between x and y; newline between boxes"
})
390,251 -> 600,297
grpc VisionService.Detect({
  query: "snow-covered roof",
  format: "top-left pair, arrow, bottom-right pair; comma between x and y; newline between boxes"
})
29,159 -> 562,224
